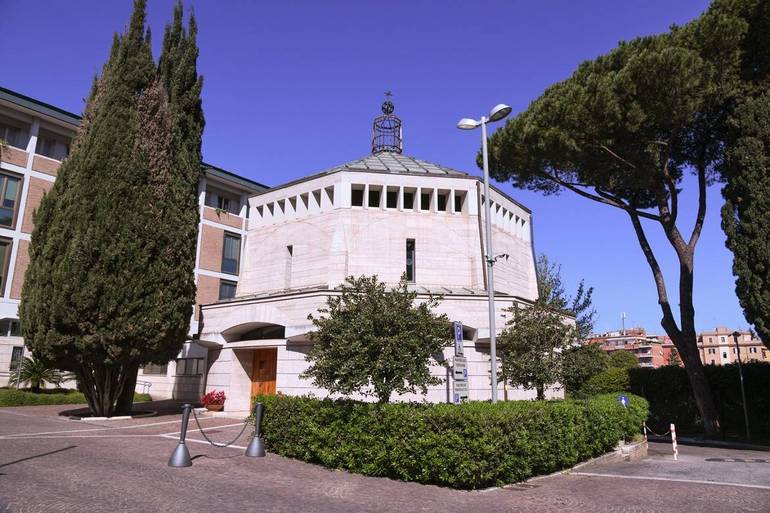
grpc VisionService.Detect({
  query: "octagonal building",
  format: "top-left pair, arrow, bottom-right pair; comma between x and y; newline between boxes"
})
199,104 -> 544,412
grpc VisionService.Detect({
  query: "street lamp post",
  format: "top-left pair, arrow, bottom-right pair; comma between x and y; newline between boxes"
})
458,104 -> 512,404
732,331 -> 751,440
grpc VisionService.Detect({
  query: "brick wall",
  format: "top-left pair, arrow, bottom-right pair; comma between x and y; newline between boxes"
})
10,240 -> 29,299
195,274 -> 220,320
198,224 -> 224,273
21,177 -> 54,233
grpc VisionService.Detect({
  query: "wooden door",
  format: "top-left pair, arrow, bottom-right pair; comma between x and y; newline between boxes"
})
251,347 -> 277,397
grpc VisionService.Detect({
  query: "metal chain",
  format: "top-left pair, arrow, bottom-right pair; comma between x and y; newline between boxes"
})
643,423 -> 671,438
191,408 -> 251,448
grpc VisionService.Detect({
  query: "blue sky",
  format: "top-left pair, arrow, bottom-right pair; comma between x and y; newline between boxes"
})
2,0 -> 742,335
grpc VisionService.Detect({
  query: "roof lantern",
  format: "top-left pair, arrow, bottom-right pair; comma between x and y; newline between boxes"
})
371,91 -> 403,154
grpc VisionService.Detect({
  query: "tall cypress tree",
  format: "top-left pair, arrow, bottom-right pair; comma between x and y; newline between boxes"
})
20,0 -> 202,417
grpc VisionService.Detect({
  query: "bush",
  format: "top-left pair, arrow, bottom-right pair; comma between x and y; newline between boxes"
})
608,350 -> 639,369
628,363 -> 770,435
250,394 -> 648,489
562,344 -> 610,394
578,368 -> 630,397
0,388 -> 151,407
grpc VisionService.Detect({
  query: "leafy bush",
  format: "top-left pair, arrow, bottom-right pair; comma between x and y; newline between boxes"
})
578,368 -> 630,397
250,393 -> 648,489
0,388 -> 151,407
608,350 -> 639,369
629,363 -> 770,435
562,344 -> 609,394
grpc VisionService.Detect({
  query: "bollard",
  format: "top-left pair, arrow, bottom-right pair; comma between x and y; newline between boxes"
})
643,423 -> 648,443
168,403 -> 193,467
245,402 -> 266,458
670,423 -> 678,461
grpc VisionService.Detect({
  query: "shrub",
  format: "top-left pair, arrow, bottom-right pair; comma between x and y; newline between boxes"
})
608,350 -> 639,369
0,388 -> 151,407
562,344 -> 609,394
578,368 -> 630,397
629,363 -> 770,435
250,394 -> 648,489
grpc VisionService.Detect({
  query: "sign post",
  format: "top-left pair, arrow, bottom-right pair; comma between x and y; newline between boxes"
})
452,322 -> 469,404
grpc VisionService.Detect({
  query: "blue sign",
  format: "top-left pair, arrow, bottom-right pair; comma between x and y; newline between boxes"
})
618,395 -> 629,408
454,321 -> 464,356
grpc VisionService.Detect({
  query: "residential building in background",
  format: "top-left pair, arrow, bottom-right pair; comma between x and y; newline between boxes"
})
0,86 -> 265,398
587,328 -> 667,368
698,327 -> 769,366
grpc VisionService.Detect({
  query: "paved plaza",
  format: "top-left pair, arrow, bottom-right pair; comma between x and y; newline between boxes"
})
1,402 -> 769,513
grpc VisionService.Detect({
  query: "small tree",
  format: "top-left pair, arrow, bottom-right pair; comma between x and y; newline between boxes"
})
536,254 -> 597,339
302,275 -> 450,403
667,348 -> 683,367
609,350 -> 640,370
8,357 -> 64,393
562,343 -> 609,394
497,301 -> 576,400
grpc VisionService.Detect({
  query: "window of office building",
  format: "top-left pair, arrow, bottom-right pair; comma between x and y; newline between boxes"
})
0,115 -> 29,149
176,358 -> 204,376
406,239 -> 416,282
222,233 -> 241,274
0,173 -> 21,228
219,279 -> 237,300
205,188 -> 240,214
142,363 -> 168,375
0,319 -> 20,336
351,185 -> 364,207
10,346 -> 23,371
0,238 -> 11,295
36,129 -> 70,160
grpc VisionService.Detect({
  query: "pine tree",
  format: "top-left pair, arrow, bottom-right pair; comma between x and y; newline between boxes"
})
19,0 -> 202,417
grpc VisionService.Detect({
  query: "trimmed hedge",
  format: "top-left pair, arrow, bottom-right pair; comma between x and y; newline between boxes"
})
578,368 -> 630,397
0,388 -> 152,407
251,394 -> 648,489
629,363 -> 770,435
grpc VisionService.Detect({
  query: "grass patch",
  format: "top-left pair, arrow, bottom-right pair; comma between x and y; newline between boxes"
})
0,388 -> 152,407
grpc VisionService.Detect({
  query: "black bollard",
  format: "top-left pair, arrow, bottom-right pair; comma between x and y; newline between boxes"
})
245,402 -> 266,457
168,403 -> 193,467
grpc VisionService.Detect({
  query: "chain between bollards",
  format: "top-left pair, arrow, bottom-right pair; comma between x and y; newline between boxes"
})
245,402 -> 266,457
168,403 -> 193,467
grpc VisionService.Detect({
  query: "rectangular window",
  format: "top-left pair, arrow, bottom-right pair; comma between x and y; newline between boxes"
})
386,188 -> 398,209
10,346 -> 23,371
723,352 -> 728,359
420,191 -> 431,211
0,115 -> 29,149
454,192 -> 465,213
176,358 -> 204,376
219,279 -> 237,300
406,239 -> 416,282
0,173 -> 21,228
205,188 -> 240,214
222,233 -> 241,275
368,187 -> 381,208
437,193 -> 448,212
0,319 -> 20,336
403,191 -> 415,209
0,238 -> 11,295
36,129 -> 70,160
351,186 -> 364,207
142,363 -> 168,375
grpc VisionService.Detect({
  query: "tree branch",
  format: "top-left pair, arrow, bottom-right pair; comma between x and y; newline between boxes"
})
600,145 -> 636,169
688,163 -> 707,248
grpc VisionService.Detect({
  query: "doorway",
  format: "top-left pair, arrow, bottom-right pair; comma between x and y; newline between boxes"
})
250,347 -> 277,397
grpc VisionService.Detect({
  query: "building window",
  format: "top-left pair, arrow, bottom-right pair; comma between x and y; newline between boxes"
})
710,359 -> 715,365
720,336 -> 726,343
176,358 -> 204,376
708,348 -> 715,354
368,187 -> 381,208
0,173 -> 21,228
222,233 -> 241,275
36,129 -> 70,160
0,116 -> 29,149
420,191 -> 431,211
0,238 -> 11,295
351,186 -> 364,207
406,239 -> 415,282
219,279 -> 237,300
205,188 -> 240,214
386,188 -> 398,209
454,192 -> 465,213
142,363 -> 168,375
0,319 -> 20,336
437,191 -> 448,212
403,190 -> 415,209
722,352 -> 728,359
10,346 -> 23,371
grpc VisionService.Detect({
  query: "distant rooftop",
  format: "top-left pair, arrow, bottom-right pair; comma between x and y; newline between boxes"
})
331,153 -> 466,176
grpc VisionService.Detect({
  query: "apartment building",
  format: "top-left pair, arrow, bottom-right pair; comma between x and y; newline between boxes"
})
0,87 -> 265,399
699,327 -> 770,366
587,328 -> 668,368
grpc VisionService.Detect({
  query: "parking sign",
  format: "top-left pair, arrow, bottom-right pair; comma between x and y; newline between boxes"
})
454,321 -> 463,356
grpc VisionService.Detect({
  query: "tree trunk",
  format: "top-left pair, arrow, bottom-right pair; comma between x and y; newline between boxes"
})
536,384 -> 545,401
115,364 -> 139,415
670,330 -> 721,435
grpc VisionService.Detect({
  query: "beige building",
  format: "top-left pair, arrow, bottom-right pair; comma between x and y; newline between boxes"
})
699,327 -> 769,366
0,86 -> 264,399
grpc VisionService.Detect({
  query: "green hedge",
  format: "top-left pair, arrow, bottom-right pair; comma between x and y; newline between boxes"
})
628,363 -> 770,435
251,394 -> 648,489
0,388 -> 152,407
578,368 -> 631,397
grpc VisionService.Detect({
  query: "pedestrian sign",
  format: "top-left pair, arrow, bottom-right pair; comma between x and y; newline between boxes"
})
618,395 -> 628,408
453,356 -> 468,380
454,321 -> 463,356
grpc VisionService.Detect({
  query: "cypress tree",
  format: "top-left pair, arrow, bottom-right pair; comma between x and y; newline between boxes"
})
19,0 -> 202,417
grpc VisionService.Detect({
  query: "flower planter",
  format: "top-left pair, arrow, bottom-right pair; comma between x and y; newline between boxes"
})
205,403 -> 224,412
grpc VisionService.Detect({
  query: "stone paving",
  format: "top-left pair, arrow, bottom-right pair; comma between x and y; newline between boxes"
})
1,403 -> 769,512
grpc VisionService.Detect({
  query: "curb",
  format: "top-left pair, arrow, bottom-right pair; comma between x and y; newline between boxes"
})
648,436 -> 770,452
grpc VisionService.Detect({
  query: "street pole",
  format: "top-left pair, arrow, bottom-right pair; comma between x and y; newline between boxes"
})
480,116 -> 498,404
15,345 -> 24,390
732,331 -> 751,440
